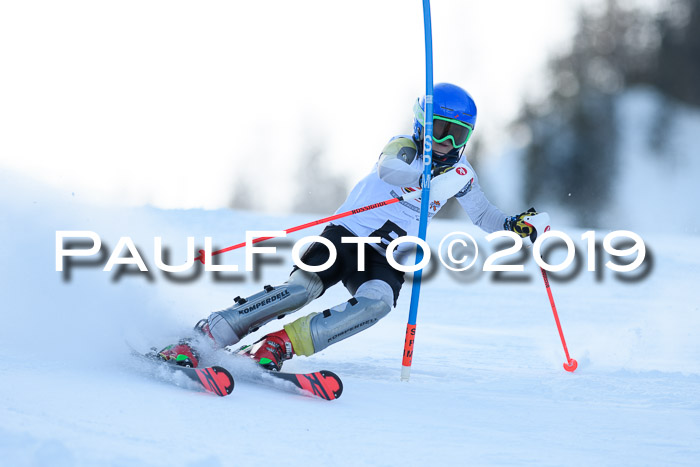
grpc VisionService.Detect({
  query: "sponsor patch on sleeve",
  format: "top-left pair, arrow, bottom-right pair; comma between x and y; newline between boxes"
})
454,177 -> 474,198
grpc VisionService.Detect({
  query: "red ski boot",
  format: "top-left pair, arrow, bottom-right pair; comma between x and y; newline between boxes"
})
157,340 -> 200,368
156,319 -> 217,368
243,329 -> 294,371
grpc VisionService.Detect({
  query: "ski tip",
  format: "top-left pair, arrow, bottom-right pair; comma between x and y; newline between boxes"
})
319,370 -> 343,400
193,366 -> 235,397
214,366 -> 236,396
283,370 -> 343,400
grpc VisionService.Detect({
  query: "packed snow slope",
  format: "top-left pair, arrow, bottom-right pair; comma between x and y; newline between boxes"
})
1,174 -> 699,466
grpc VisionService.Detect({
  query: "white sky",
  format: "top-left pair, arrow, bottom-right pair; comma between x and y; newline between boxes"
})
1,1 -> 596,212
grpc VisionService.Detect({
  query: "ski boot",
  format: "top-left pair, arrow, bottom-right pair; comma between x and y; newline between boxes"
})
157,340 -> 200,368
193,318 -> 216,343
156,319 -> 216,368
240,329 -> 294,371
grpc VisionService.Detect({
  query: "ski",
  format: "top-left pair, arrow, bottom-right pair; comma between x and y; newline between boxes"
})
129,346 -> 235,397
164,364 -> 235,397
247,368 -> 343,401
224,346 -> 343,400
128,343 -> 341,400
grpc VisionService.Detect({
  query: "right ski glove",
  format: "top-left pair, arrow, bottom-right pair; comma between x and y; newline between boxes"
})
504,207 -> 539,238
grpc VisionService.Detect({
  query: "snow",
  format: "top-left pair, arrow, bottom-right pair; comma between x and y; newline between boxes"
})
1,166 -> 699,467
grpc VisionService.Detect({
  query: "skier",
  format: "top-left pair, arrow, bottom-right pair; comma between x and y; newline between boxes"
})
158,82 -> 539,370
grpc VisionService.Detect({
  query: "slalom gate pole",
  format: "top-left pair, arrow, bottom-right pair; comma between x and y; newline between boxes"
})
193,190 -> 423,264
540,267 -> 578,372
401,0 -> 433,382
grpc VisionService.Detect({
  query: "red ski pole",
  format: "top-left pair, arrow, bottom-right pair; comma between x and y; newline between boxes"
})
540,267 -> 578,372
193,190 -> 423,264
193,163 -> 471,264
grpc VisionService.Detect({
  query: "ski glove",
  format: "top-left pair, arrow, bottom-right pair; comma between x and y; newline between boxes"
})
504,207 -> 538,238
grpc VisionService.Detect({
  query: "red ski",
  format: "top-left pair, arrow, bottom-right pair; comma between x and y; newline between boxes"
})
264,370 -> 343,401
129,345 -> 235,397
227,347 -> 343,400
176,365 -> 235,397
129,342 -> 341,400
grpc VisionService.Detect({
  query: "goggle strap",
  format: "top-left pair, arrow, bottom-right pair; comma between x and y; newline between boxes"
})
413,98 -> 425,126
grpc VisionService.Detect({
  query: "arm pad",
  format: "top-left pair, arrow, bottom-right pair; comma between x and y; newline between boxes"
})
377,137 -> 421,186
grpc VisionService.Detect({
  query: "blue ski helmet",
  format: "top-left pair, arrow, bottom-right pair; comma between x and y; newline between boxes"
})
413,83 -> 477,165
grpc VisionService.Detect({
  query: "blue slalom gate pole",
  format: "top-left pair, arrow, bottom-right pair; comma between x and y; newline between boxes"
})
401,0 -> 433,381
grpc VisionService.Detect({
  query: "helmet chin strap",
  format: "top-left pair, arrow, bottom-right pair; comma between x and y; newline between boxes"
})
432,145 -> 463,166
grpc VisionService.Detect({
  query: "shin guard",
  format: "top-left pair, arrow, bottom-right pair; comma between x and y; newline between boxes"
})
306,280 -> 393,353
207,270 -> 322,347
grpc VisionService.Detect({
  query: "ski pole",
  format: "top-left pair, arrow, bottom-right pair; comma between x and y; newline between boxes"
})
401,0 -> 434,382
540,267 -> 578,372
194,189 -> 424,264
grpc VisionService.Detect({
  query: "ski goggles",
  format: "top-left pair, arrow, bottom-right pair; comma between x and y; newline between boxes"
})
414,98 -> 474,149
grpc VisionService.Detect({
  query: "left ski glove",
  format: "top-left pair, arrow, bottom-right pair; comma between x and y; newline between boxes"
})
505,207 -> 539,238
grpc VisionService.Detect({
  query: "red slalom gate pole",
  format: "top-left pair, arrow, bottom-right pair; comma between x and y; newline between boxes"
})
540,267 -> 578,372
194,190 -> 422,264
